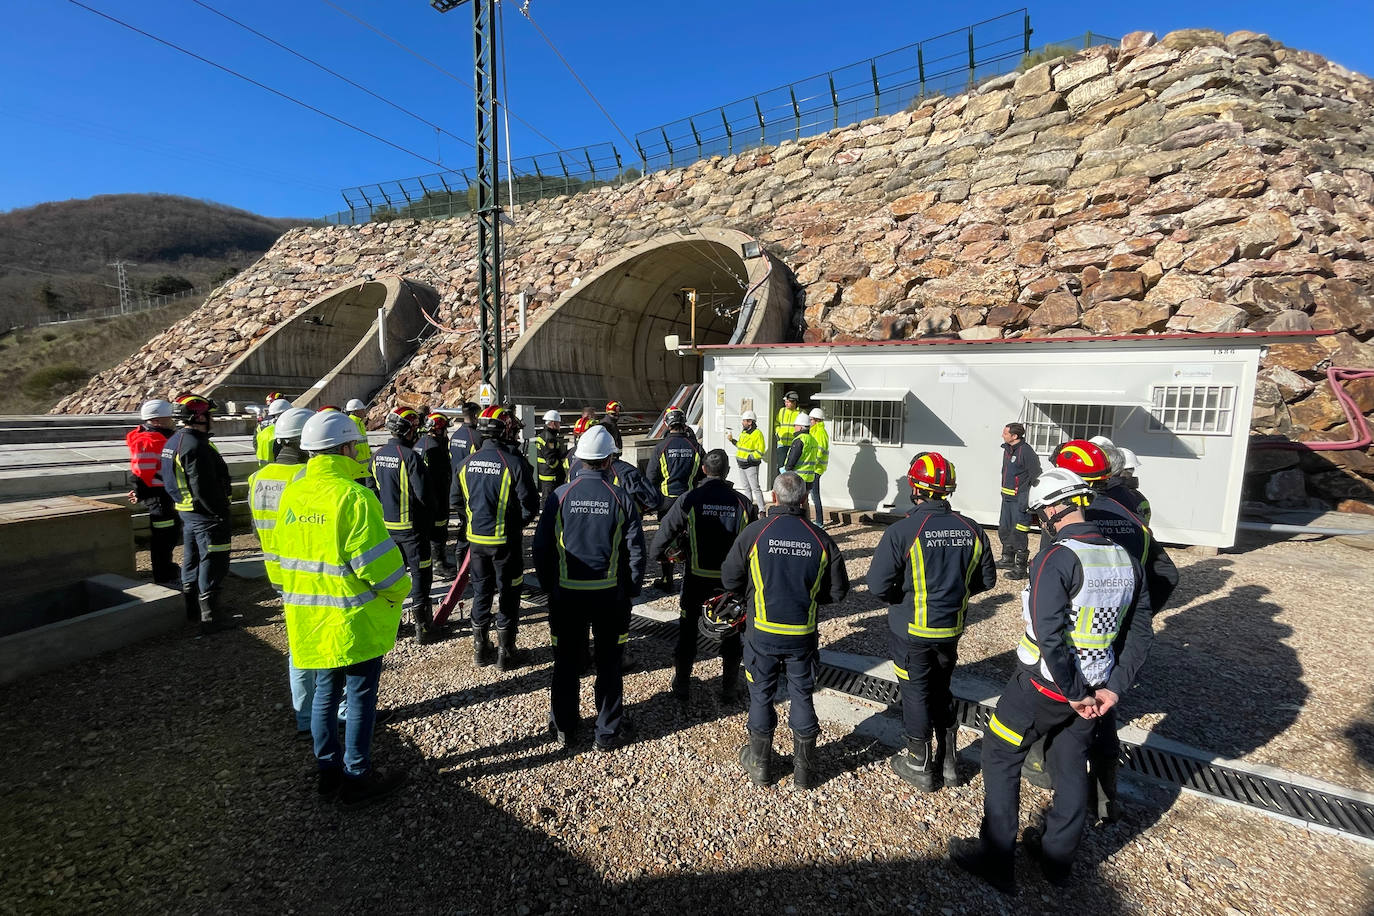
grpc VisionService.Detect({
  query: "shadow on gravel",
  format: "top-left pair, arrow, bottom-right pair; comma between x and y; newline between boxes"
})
1158,556 -> 1234,608
1345,701 -> 1374,776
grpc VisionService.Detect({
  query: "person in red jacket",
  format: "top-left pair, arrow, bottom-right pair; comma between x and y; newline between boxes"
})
126,399 -> 181,585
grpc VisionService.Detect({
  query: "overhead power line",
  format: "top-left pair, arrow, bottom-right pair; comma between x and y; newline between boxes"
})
318,0 -> 563,151
186,0 -> 474,158
517,3 -> 636,153
65,0 -> 445,170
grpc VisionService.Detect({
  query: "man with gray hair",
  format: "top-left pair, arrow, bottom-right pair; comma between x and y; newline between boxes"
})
721,472 -> 849,790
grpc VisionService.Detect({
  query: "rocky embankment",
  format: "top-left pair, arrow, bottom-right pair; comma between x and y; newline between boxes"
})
58,28 -> 1374,509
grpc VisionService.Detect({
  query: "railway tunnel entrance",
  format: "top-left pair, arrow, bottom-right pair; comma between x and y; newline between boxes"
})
506,227 -> 792,411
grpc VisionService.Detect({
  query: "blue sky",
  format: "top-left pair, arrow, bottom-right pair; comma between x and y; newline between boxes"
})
4,1 -> 1371,219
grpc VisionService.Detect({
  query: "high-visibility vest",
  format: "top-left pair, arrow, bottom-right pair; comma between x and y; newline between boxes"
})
350,415 -> 372,464
247,461 -> 306,587
275,453 -> 411,669
809,421 -> 830,475
774,407 -> 799,448
733,427 -> 765,466
126,426 -> 167,487
793,432 -> 820,483
255,423 -> 276,465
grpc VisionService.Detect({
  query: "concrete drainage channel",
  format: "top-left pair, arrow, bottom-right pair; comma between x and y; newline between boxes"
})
602,600 -> 1374,843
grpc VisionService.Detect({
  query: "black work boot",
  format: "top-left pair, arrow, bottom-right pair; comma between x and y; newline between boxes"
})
414,601 -> 434,645
655,561 -> 675,592
891,736 -> 936,791
719,653 -> 741,704
473,626 -> 494,667
338,767 -> 408,810
1090,757 -> 1120,825
792,731 -> 819,790
670,663 -> 691,703
739,731 -> 773,786
182,587 -> 200,623
1021,736 -> 1053,790
1023,826 -> 1073,887
935,724 -> 961,787
948,837 -> 1015,895
1009,549 -> 1030,580
496,627 -> 524,672
994,550 -> 1015,571
197,592 -> 231,635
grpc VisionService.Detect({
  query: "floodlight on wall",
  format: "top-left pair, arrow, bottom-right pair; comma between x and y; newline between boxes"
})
664,334 -> 681,352
740,240 -> 762,259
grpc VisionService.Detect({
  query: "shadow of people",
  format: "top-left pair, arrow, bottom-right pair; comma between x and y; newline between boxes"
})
847,440 -> 890,510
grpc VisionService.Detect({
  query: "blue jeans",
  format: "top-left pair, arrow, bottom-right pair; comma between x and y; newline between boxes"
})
312,656 -> 383,777
289,654 -> 346,732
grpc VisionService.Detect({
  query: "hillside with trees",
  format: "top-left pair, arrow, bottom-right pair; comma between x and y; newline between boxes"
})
0,194 -> 307,328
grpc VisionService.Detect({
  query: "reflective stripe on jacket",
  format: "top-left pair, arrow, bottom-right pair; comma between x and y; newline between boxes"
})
809,421 -> 830,475
161,427 -> 231,519
649,478 -> 756,580
255,423 -> 277,465
648,432 -> 704,498
127,425 -> 169,492
275,453 -> 410,669
1000,440 -> 1040,501
455,440 -> 539,546
372,439 -> 428,533
774,407 -> 799,447
784,432 -> 820,483
720,506 -> 849,645
537,430 -> 567,485
733,427 -> 765,467
350,415 -> 372,464
248,459 -> 306,586
867,500 -> 996,641
532,468 -> 645,593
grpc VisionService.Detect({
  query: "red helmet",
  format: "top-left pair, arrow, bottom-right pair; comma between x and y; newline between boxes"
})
265,391 -> 283,404
173,394 -> 216,424
478,405 -> 512,437
907,451 -> 957,496
1052,439 -> 1112,482
385,407 -> 420,438
424,412 -> 449,434
605,400 -> 623,414
572,417 -> 593,436
317,405 -> 341,413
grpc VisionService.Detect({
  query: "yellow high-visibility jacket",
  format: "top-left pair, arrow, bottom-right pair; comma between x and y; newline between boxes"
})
350,414 -> 372,464
275,453 -> 410,669
733,427 -> 766,467
774,406 -> 799,449
809,420 -> 830,475
247,459 -> 306,587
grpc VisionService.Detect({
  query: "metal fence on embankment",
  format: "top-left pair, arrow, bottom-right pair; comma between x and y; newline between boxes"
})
327,9 -> 1116,226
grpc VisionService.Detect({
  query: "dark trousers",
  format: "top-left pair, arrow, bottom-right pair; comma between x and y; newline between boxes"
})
889,632 -> 958,742
656,497 -> 679,581
744,635 -> 820,737
144,491 -> 181,583
980,670 -> 1094,880
312,655 -> 383,778
550,588 -> 631,743
389,529 -> 432,619
675,575 -> 741,674
180,514 -> 230,598
998,498 -> 1031,554
809,474 -> 823,523
430,516 -> 449,569
470,540 -> 523,631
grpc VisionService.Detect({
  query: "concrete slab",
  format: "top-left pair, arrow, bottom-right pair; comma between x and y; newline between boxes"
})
0,496 -> 133,607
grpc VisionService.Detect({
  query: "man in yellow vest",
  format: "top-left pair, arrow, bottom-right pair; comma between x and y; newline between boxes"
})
345,399 -> 373,467
276,410 -> 411,808
806,407 -> 830,525
256,397 -> 290,468
781,413 -> 820,519
773,390 -> 800,471
725,410 -> 766,509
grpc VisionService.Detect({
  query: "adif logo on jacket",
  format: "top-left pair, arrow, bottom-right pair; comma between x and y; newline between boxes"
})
283,508 -> 328,525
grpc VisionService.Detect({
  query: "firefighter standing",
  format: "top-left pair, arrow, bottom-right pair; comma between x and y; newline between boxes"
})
162,394 -> 234,633
453,406 -> 540,670
276,410 -> 411,808
1092,436 -> 1151,524
534,425 -> 646,752
448,402 -> 483,570
773,390 -> 800,469
949,468 -> 1153,893
997,423 -> 1041,580
647,407 -> 705,591
781,414 -> 820,518
256,397 -> 290,467
372,408 -> 435,644
416,413 -> 456,579
600,400 -> 624,451
725,410 -> 766,509
722,472 -> 849,790
126,399 -> 181,584
536,409 -> 568,504
649,449 -> 757,704
867,452 -> 995,792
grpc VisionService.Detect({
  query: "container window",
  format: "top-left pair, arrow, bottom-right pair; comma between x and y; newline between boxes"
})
1019,402 -> 1118,456
1148,385 -> 1235,435
829,399 -> 904,446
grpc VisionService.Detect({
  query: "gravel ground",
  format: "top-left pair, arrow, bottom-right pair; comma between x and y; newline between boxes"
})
2,528 -> 1371,915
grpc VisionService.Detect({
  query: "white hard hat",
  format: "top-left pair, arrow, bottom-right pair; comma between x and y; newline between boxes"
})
1118,447 -> 1141,473
793,414 -> 812,428
274,407 -> 314,441
809,407 -> 825,420
1027,468 -> 1092,511
1089,435 -> 1115,450
574,424 -> 615,460
345,398 -> 367,412
300,411 -> 365,451
543,409 -> 561,425
267,398 -> 291,417
140,399 -> 173,420
741,410 -> 757,422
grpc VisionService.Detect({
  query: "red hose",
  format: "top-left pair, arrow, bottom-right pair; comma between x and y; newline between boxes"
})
1252,367 -> 1374,451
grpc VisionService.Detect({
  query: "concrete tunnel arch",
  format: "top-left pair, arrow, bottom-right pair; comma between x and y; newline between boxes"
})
209,276 -> 436,409
506,228 -> 792,410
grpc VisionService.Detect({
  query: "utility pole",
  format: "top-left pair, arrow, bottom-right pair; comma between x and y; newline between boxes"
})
431,0 -> 504,404
109,260 -> 134,314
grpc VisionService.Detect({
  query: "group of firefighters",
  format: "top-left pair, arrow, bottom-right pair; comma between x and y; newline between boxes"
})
125,388 -> 1172,892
